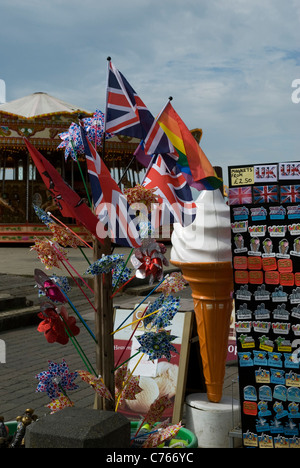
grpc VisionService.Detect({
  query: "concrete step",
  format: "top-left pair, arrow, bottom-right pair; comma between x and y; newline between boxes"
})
0,305 -> 41,331
0,294 -> 33,312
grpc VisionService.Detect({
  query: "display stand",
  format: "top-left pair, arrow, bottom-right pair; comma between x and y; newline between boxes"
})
229,161 -> 300,448
93,237 -> 115,411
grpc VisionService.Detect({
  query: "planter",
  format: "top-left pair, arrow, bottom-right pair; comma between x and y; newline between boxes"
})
130,421 -> 198,448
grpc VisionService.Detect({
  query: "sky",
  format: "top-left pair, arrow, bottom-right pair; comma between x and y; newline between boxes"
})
0,0 -> 299,183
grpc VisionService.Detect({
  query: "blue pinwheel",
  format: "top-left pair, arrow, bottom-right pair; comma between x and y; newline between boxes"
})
35,360 -> 79,400
50,274 -> 71,295
33,205 -> 54,227
85,254 -> 125,276
112,261 -> 132,288
136,330 -> 178,361
144,296 -> 180,329
143,294 -> 180,329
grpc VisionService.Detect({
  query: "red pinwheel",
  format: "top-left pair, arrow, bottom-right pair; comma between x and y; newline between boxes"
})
37,304 -> 80,345
131,239 -> 169,284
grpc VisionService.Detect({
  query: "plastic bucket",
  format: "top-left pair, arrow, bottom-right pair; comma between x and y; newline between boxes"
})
4,421 -> 18,436
185,393 -> 241,448
130,421 -> 198,448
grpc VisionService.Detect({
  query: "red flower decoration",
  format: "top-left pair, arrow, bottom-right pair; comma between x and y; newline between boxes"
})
37,305 -> 80,345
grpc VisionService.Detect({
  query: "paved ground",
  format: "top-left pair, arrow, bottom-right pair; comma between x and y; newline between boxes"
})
0,245 -> 239,431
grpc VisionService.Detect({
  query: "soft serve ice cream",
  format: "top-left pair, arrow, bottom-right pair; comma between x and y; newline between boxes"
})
171,189 -> 232,263
170,188 -> 234,403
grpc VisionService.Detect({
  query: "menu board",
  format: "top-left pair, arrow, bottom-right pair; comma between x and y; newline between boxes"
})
228,161 -> 300,448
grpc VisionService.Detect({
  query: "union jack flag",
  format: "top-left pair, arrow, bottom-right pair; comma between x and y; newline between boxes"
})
280,185 -> 300,204
105,60 -> 173,156
228,186 -> 252,205
253,185 -> 279,204
143,154 -> 197,227
80,126 -> 141,248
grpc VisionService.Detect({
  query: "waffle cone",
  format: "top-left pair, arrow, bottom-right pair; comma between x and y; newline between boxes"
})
171,261 -> 233,403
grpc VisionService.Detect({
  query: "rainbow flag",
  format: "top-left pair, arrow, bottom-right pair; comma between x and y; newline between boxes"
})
157,101 -> 222,190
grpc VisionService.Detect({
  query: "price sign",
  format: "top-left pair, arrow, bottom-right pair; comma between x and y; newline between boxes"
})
230,167 -> 254,186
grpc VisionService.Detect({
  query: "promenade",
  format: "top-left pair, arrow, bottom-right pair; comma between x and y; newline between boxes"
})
0,245 -> 239,425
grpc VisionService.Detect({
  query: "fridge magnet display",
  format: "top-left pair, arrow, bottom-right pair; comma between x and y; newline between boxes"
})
229,160 -> 300,448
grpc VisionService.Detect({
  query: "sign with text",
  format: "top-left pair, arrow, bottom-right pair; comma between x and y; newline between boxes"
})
230,166 -> 254,186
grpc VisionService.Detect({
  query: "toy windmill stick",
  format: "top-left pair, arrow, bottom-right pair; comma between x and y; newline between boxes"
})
93,236 -> 115,411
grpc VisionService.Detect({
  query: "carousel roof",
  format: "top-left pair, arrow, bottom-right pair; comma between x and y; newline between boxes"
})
0,92 -> 91,119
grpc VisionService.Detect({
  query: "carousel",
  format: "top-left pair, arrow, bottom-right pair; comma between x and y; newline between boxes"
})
0,92 -> 143,243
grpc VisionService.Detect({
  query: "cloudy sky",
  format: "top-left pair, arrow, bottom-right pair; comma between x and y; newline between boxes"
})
0,0 -> 299,181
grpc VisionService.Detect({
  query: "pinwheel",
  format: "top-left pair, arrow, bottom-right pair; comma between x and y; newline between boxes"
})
124,184 -> 159,211
37,304 -> 80,345
131,239 -> 169,284
50,274 -> 71,295
145,293 -> 166,315
58,110 -> 113,160
35,268 -> 97,344
31,238 -> 66,270
34,269 -> 67,304
33,204 -> 53,227
47,393 -> 75,414
112,261 -> 132,288
143,295 -> 180,330
142,395 -> 173,428
136,329 -> 178,361
35,360 -> 79,400
49,224 -> 83,249
83,109 -> 114,148
157,272 -> 188,296
115,363 -> 142,407
85,254 -> 125,276
142,421 -> 182,448
77,370 -> 113,400
57,122 -> 84,160
37,274 -> 70,299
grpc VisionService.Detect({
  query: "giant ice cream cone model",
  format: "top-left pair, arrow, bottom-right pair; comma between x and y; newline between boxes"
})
170,189 -> 233,403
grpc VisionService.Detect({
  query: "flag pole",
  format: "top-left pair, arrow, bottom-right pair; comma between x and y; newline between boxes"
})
93,56 -> 115,411
140,96 -> 173,185
70,138 -> 92,208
